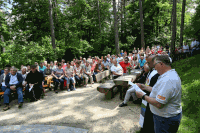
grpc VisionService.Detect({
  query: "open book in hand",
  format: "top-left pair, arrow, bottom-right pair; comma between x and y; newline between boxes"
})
128,81 -> 146,95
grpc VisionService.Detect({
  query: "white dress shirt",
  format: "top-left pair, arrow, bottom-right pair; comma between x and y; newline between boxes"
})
9,74 -> 18,85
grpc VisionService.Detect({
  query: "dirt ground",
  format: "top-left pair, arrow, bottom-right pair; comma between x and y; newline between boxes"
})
0,83 -> 141,133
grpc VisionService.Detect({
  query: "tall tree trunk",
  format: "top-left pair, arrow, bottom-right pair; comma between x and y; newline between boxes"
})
180,0 -> 186,47
139,0 -> 145,49
49,0 -> 56,49
97,0 -> 101,33
113,0 -> 120,55
171,0 -> 176,60
121,0 -> 123,42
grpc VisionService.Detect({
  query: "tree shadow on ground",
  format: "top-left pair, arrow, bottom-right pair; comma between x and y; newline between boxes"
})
0,84 -> 141,133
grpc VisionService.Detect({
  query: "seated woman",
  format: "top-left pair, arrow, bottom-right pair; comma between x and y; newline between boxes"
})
92,59 -> 104,82
65,62 -> 76,91
52,63 -> 65,93
83,61 -> 94,87
102,56 -> 109,70
111,59 -> 123,79
20,67 -> 28,87
44,64 -> 53,87
74,60 -> 83,86
131,56 -> 139,69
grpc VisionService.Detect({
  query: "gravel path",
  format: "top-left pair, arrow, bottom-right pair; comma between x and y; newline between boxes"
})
0,83 -> 141,133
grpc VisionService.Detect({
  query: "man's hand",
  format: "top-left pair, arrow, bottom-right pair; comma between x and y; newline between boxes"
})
29,84 -> 34,88
10,86 -> 16,91
136,91 -> 145,99
136,83 -> 145,90
78,75 -> 81,78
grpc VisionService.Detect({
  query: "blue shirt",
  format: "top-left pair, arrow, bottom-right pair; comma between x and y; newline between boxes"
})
39,66 -> 46,72
120,53 -> 124,56
139,59 -> 146,67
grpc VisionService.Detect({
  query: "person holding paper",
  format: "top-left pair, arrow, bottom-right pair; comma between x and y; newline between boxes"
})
136,55 -> 182,133
25,65 -> 44,102
119,64 -> 150,107
136,55 -> 159,133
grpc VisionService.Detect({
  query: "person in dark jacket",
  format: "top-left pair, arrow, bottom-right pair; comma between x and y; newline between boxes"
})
3,66 -> 24,111
25,65 -> 44,102
136,55 -> 160,133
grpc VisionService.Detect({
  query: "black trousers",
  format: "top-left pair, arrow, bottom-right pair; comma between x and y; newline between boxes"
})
140,103 -> 155,133
113,75 -> 120,79
25,85 -> 42,100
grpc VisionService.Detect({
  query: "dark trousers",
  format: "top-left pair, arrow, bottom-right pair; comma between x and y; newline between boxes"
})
153,112 -> 182,133
140,103 -> 155,133
53,78 -> 64,91
93,72 -> 98,82
74,75 -> 83,85
113,75 -> 120,79
25,85 -> 42,100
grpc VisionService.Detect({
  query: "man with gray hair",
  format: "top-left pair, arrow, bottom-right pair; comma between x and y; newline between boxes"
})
136,55 -> 182,133
4,66 -> 24,111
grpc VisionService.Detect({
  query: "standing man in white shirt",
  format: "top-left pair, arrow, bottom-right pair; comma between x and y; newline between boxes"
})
110,59 -> 123,79
191,38 -> 197,56
183,42 -> 189,58
136,55 -> 182,133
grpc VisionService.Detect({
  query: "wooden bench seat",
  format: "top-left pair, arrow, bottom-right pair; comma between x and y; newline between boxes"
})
97,80 -> 117,99
0,87 -> 26,96
95,70 -> 111,83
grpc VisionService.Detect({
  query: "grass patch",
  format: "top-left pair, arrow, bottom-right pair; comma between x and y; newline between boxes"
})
172,55 -> 200,133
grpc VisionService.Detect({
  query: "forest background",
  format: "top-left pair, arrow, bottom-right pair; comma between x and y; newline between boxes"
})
0,0 -> 200,68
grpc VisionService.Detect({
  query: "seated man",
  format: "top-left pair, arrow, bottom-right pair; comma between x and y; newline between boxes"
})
25,65 -> 44,101
119,64 -> 150,107
52,63 -> 65,93
3,67 -> 24,111
0,67 -> 10,92
111,59 -> 123,79
83,61 -> 93,87
119,56 -> 132,73
65,62 -> 76,92
39,62 -> 46,72
44,64 -> 53,87
138,56 -> 146,70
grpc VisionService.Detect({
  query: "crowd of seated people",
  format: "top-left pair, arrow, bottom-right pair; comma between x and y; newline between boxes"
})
0,43 -> 197,111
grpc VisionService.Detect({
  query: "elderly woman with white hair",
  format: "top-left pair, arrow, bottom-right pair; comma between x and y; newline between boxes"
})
21,66 -> 28,87
110,59 -> 123,79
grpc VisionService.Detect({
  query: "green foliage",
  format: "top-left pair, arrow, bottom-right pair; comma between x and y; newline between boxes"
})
0,0 -> 195,67
172,54 -> 200,133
